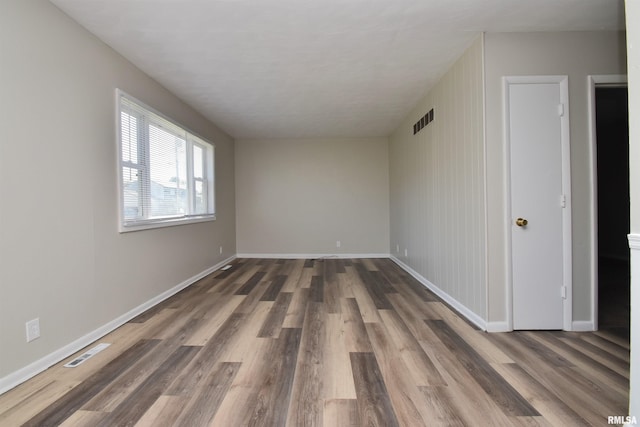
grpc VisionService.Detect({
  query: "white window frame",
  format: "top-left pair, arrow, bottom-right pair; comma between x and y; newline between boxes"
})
116,89 -> 215,232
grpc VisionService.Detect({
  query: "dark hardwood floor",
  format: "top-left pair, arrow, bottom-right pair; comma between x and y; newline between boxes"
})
0,258 -> 629,426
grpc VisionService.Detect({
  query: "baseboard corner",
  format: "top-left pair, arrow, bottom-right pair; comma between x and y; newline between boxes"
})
571,320 -> 596,332
486,322 -> 511,333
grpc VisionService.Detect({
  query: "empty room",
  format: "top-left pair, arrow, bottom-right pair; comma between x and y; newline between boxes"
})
1,0 -> 639,425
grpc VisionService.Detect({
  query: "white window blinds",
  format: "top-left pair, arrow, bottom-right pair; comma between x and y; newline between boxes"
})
117,91 -> 215,231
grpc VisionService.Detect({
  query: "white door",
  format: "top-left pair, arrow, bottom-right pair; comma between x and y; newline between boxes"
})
506,76 -> 572,330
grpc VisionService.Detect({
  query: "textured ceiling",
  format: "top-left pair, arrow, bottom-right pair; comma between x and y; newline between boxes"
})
49,0 -> 624,139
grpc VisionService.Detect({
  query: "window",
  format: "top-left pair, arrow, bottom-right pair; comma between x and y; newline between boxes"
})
117,90 -> 215,232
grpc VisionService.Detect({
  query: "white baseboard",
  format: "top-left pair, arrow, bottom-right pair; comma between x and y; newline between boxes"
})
236,253 -> 390,259
0,255 -> 236,396
571,320 -> 596,332
390,256 -> 487,331
486,322 -> 511,332
629,233 -> 640,417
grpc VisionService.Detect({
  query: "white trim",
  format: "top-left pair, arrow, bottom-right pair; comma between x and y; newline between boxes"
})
120,215 -> 216,233
631,235 -> 640,419
559,76 -> 573,331
390,256 -> 487,331
0,255 -> 236,396
486,322 -> 510,333
502,77 -> 514,331
481,33 -> 492,333
503,75 -> 573,331
236,253 -> 390,259
572,320 -> 596,332
587,75 -> 628,332
588,76 -> 598,331
589,75 -> 628,86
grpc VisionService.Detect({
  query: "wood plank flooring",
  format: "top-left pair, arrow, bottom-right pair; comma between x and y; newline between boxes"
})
0,258 -> 629,426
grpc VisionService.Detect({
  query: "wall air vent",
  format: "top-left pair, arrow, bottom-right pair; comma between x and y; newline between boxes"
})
413,108 -> 434,135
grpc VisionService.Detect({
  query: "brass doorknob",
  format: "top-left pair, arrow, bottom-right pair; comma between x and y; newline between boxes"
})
516,218 -> 528,227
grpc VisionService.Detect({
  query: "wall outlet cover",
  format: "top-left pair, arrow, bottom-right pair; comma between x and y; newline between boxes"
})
26,318 -> 40,342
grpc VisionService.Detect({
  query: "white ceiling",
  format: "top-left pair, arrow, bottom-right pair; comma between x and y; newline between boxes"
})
50,0 -> 624,139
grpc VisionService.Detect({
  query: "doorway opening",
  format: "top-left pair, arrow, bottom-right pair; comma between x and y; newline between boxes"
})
594,85 -> 630,339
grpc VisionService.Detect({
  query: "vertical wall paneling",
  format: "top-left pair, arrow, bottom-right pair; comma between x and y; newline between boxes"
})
389,36 -> 487,325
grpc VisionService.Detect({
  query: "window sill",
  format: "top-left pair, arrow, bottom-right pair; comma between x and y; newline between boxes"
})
119,214 -> 216,233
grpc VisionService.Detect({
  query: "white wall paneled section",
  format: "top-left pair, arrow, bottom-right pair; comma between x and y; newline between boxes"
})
389,36 -> 487,326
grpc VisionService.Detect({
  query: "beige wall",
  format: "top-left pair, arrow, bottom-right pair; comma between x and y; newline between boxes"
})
389,36 -> 487,321
0,0 -> 235,381
629,6 -> 640,236
484,31 -> 627,324
235,138 -> 389,256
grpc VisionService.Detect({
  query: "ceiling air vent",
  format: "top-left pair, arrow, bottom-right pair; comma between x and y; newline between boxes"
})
413,108 -> 434,135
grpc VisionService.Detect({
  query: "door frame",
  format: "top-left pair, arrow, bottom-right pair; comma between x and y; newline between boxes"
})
503,75 -> 573,331
587,74 -> 628,331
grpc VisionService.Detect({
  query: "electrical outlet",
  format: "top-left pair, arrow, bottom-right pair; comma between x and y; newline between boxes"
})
404,248 -> 408,257
26,318 -> 40,342
219,246 -> 223,255
336,240 -> 341,248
